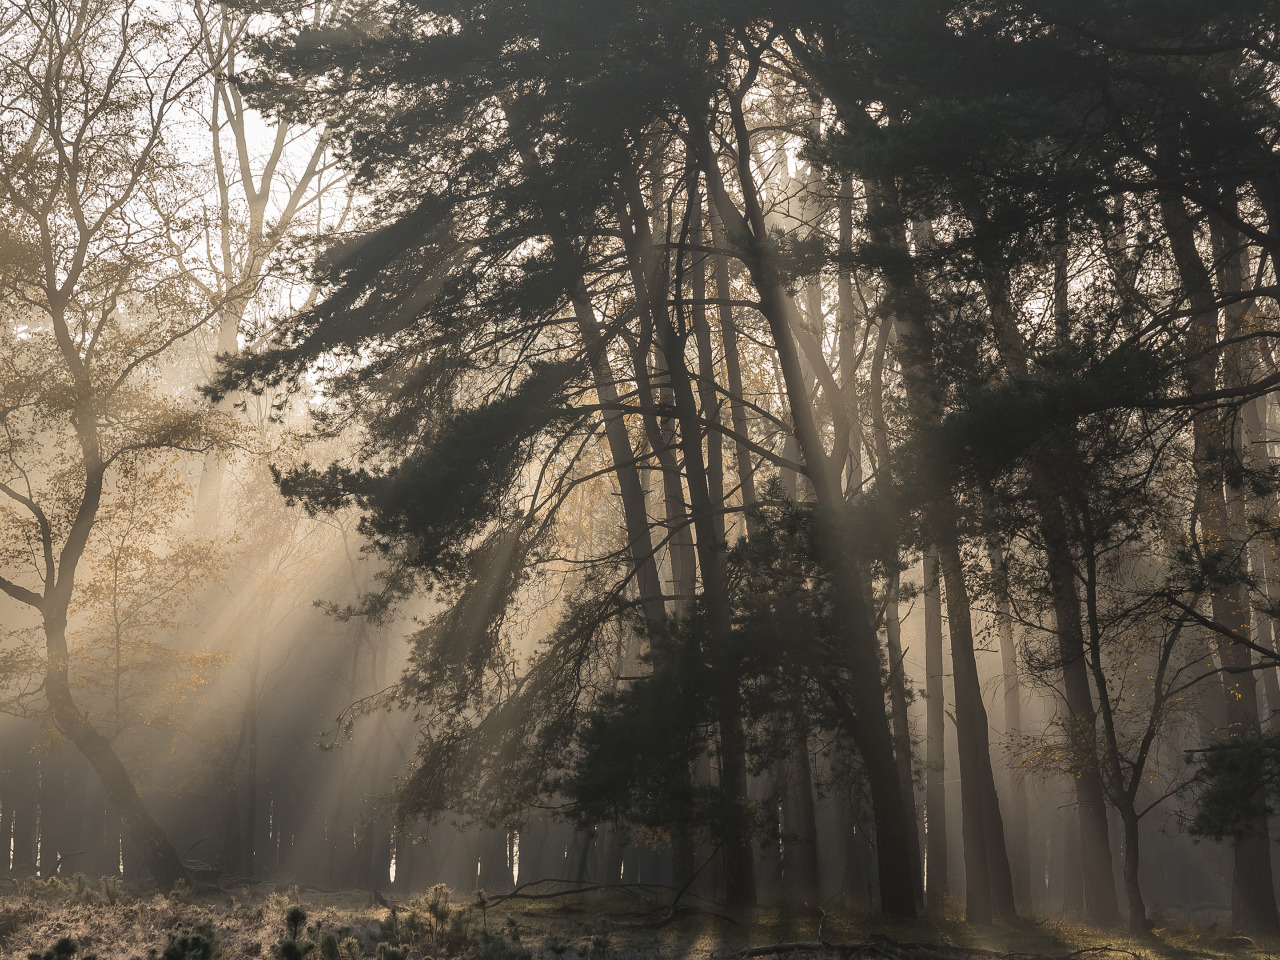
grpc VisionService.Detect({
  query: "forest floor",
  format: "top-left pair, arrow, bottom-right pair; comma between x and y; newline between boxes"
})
0,878 -> 1271,960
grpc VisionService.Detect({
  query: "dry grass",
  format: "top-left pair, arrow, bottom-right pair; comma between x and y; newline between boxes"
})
0,879 -> 1272,960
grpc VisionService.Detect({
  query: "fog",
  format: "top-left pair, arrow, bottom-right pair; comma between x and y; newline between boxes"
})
3,0 -> 1280,944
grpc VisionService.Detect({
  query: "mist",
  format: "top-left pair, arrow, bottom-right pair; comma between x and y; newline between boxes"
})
3,0 -> 1280,957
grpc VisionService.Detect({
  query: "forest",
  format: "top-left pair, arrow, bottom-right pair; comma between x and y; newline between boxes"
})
3,0 -> 1280,957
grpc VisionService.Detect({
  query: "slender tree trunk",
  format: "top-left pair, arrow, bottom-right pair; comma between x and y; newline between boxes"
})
708,207 -> 758,531
1080,513 -> 1157,936
1244,398 -> 1280,719
619,164 -> 756,907
242,638 -> 262,877
870,313 -> 924,906
652,343 -> 699,612
568,265 -> 694,886
987,542 -> 1032,910
923,547 -> 950,912
689,185 -> 726,549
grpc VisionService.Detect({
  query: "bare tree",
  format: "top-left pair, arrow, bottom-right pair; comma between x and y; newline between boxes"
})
0,0 -> 216,888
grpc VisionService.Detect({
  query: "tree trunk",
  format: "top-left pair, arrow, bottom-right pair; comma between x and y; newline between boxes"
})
1040,494 -> 1122,925
242,639 -> 262,877
1164,193 -> 1280,936
1119,808 -> 1150,937
43,622 -> 185,890
987,542 -> 1032,910
866,180 -> 1014,922
563,242 -> 696,885
695,108 -> 916,917
780,714 -> 821,905
923,547 -> 950,912
619,164 -> 756,907
708,207 -> 758,532
869,310 -> 925,908
1244,398 -> 1280,719
975,238 -> 1121,926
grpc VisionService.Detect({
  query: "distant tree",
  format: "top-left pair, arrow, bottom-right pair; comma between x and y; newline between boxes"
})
73,456 -> 230,768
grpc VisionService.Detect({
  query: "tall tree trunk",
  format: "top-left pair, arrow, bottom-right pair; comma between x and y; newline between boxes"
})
870,312 -> 924,906
1080,511 -> 1157,936
1244,398 -> 1280,719
242,637 -> 262,877
975,237 -> 1121,926
780,715 -> 822,905
572,302 -> 695,885
618,164 -> 756,907
986,542 -> 1032,910
695,105 -> 917,917
708,207 -> 758,533
1164,193 -> 1280,936
923,547 -> 950,912
867,181 -> 1014,922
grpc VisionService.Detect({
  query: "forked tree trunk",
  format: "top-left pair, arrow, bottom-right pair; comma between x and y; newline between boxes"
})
695,109 -> 917,917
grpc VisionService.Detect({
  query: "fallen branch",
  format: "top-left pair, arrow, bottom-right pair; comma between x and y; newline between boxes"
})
482,878 -> 671,907
658,842 -> 723,924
